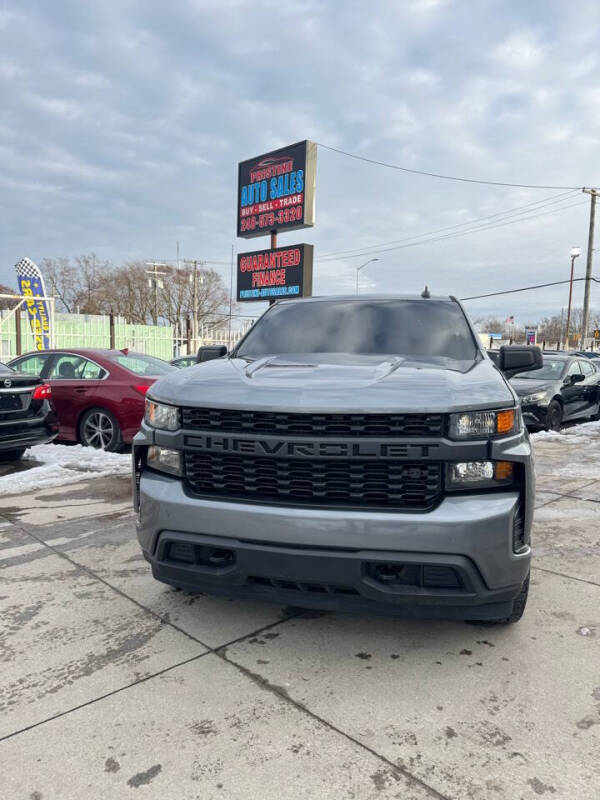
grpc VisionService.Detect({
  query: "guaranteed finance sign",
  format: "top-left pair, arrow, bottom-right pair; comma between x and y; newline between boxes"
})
237,140 -> 317,238
237,244 -> 313,302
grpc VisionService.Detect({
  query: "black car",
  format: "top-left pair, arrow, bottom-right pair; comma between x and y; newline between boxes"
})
511,354 -> 600,430
0,362 -> 58,461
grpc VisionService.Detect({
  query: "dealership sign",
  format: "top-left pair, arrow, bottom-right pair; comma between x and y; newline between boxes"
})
525,328 -> 537,345
237,140 -> 317,239
237,244 -> 313,302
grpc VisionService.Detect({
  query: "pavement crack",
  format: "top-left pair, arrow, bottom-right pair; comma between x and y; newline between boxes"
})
217,650 -> 452,800
13,523 -> 212,649
0,525 -> 305,742
0,651 -> 208,743
532,565 -> 600,588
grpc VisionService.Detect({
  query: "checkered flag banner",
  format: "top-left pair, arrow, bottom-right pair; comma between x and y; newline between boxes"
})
14,257 -> 52,350
15,257 -> 43,280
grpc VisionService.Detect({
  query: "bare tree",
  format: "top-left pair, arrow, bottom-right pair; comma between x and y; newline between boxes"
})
41,254 -> 112,313
472,316 -> 506,334
105,262 -> 155,324
0,283 -> 18,311
38,255 -> 235,329
74,254 -> 111,314
40,257 -> 79,312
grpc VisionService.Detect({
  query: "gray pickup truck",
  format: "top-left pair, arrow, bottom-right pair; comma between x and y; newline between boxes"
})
133,295 -> 542,623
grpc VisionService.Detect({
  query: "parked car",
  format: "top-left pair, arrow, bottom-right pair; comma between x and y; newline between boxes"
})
8,349 -> 175,451
171,355 -> 197,369
511,353 -> 600,430
0,362 -> 58,461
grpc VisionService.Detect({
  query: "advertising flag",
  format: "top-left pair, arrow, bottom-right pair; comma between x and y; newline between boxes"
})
14,257 -> 52,350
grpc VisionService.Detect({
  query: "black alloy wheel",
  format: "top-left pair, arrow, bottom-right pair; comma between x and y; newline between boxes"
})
545,400 -> 563,432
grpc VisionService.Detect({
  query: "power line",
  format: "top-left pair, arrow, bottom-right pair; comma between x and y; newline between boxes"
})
151,258 -> 231,266
315,190 -> 579,260
317,142 -> 585,191
460,276 -> 600,302
316,199 -> 589,262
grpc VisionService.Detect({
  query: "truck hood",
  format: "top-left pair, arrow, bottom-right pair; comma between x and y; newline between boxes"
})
149,353 -> 515,414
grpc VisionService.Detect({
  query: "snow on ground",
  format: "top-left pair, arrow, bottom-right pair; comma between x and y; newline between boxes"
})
0,444 -> 131,497
531,420 -> 600,480
0,419 -> 598,498
530,419 -> 600,445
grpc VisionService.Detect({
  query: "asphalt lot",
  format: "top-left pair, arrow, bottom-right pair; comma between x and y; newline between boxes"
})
1,428 -> 599,799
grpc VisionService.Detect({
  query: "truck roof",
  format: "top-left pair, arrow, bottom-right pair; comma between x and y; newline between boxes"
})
274,293 -> 456,305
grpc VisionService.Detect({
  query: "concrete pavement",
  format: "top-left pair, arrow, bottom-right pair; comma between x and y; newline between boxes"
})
0,433 -> 599,799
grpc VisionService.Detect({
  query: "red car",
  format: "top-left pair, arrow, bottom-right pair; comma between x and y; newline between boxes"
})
8,349 -> 175,451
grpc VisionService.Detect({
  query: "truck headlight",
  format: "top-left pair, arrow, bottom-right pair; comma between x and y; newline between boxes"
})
446,461 -> 515,490
145,399 -> 179,431
147,446 -> 182,476
448,408 -> 518,439
520,391 -> 548,405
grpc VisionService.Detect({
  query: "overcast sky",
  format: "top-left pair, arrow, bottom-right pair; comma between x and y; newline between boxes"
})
1,0 -> 599,324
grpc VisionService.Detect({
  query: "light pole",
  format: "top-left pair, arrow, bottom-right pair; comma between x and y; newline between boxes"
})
355,258 -> 379,294
565,246 -> 581,350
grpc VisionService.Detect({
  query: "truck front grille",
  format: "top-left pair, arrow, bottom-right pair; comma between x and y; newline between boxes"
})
181,408 -> 443,437
184,453 -> 442,510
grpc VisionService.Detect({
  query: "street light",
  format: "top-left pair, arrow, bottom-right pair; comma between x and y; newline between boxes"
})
565,247 -> 581,350
355,258 -> 380,294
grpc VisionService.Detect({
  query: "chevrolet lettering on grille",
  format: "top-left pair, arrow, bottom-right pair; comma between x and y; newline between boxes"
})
183,434 -> 440,460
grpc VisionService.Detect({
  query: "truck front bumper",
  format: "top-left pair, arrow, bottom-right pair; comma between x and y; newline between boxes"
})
136,470 -> 530,620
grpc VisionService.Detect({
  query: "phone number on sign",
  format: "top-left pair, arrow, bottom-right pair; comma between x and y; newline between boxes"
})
239,206 -> 304,232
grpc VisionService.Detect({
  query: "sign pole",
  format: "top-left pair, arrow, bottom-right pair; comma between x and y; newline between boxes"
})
269,230 -> 277,305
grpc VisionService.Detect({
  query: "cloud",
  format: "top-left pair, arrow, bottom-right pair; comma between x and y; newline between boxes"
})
491,31 -> 546,70
0,0 -> 599,323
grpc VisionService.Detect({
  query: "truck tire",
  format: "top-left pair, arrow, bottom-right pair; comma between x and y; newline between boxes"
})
545,400 -> 562,432
471,573 -> 530,625
0,448 -> 26,462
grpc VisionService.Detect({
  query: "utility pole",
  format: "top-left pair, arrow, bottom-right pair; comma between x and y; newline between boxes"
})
581,188 -> 598,349
184,259 -> 204,350
145,262 -> 167,325
565,247 -> 581,350
228,244 -> 234,350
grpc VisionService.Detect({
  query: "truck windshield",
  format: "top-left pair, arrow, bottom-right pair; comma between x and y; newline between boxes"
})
236,299 -> 478,361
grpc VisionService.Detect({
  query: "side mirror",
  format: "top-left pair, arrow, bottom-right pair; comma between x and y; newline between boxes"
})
567,373 -> 585,384
499,345 -> 543,379
197,345 -> 227,363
